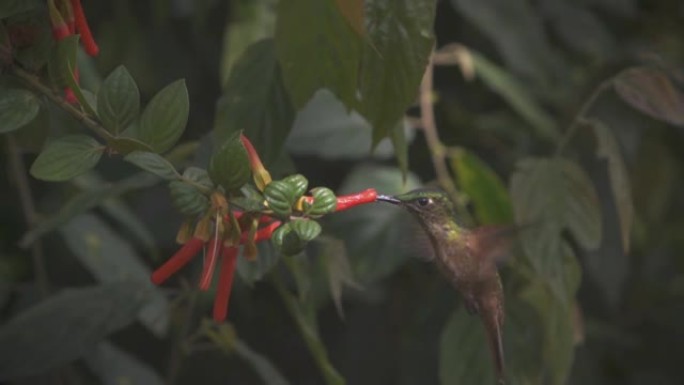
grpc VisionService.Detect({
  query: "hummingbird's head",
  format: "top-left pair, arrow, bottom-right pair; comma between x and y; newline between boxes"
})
377,188 -> 456,224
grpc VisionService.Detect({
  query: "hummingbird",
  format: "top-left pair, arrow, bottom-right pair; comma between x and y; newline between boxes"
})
377,188 -> 508,384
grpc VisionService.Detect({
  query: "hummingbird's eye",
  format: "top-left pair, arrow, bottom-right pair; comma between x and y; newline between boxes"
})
416,197 -> 431,206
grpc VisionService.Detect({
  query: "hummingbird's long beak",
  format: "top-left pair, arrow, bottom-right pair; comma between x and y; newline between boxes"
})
376,195 -> 401,205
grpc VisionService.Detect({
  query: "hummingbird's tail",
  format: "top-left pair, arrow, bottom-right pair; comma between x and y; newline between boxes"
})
480,299 -> 506,384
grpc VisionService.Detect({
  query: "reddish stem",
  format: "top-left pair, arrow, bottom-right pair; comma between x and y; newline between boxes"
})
151,238 -> 204,285
240,221 -> 281,244
70,0 -> 99,56
51,24 -> 71,40
198,236 -> 221,291
213,246 -> 239,322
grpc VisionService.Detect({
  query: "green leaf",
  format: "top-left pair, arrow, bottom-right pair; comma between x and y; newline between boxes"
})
124,151 -> 180,180
85,342 -> 165,385
283,174 -> 309,198
169,181 -> 210,216
59,214 -> 170,337
319,239 -> 358,317
439,307 -> 497,385
275,0 -> 361,108
450,0 -> 558,81
451,148 -> 513,224
587,119 -> 633,253
614,67 -> 684,126
305,187 -> 338,216
440,294 -> 547,385
182,167 -> 214,190
107,136 -> 155,154
519,255 -> 580,385
98,66 -> 140,134
264,181 -> 297,217
0,88 -> 40,133
208,131 -> 251,193
510,157 -> 602,274
47,34 -> 78,89
138,79 -> 189,153
30,135 -> 104,181
215,39 -> 295,165
358,0 -> 436,144
0,282 -> 147,379
0,0 -> 41,19
220,0 -> 277,86
464,49 -> 561,142
272,220 -> 322,256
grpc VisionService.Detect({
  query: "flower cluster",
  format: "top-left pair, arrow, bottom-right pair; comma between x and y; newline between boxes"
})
151,135 -> 379,322
47,0 -> 99,102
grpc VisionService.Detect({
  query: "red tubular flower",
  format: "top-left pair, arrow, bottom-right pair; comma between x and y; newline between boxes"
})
48,0 -> 70,40
213,246 -> 239,322
151,237 -> 204,285
302,188 -> 378,212
240,134 -> 272,191
70,0 -> 99,56
198,236 -> 221,291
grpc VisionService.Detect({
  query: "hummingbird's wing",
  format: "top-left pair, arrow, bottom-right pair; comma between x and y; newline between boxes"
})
467,225 -> 519,266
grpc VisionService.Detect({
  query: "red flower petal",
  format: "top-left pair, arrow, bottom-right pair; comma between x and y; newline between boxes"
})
198,236 -> 221,291
70,0 -> 99,56
213,246 -> 239,322
151,238 -> 204,285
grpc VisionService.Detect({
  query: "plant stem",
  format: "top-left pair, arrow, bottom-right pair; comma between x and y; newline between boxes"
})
166,284 -> 198,385
419,51 -> 471,221
10,65 -> 113,140
555,78 -> 613,156
6,135 -> 49,296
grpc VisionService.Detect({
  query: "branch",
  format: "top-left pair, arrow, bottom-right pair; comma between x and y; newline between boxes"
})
6,136 -> 49,296
10,65 -> 113,140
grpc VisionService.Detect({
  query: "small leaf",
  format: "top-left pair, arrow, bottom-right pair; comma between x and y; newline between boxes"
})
215,39 -> 295,165
451,149 -> 513,224
282,174 -> 308,199
305,187 -> 337,216
124,151 -> 180,180
169,181 -> 210,216
614,67 -> 684,126
510,158 -> 601,284
358,0 -> 436,144
0,88 -> 40,133
138,79 -> 189,153
182,167 -> 214,190
98,66 -> 140,134
275,0 -> 361,108
264,180 -> 298,217
272,220 -> 321,256
208,131 -> 251,193
237,241 -> 280,285
0,282 -> 147,380
587,119 -> 633,253
291,219 -> 322,242
30,135 -> 104,181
